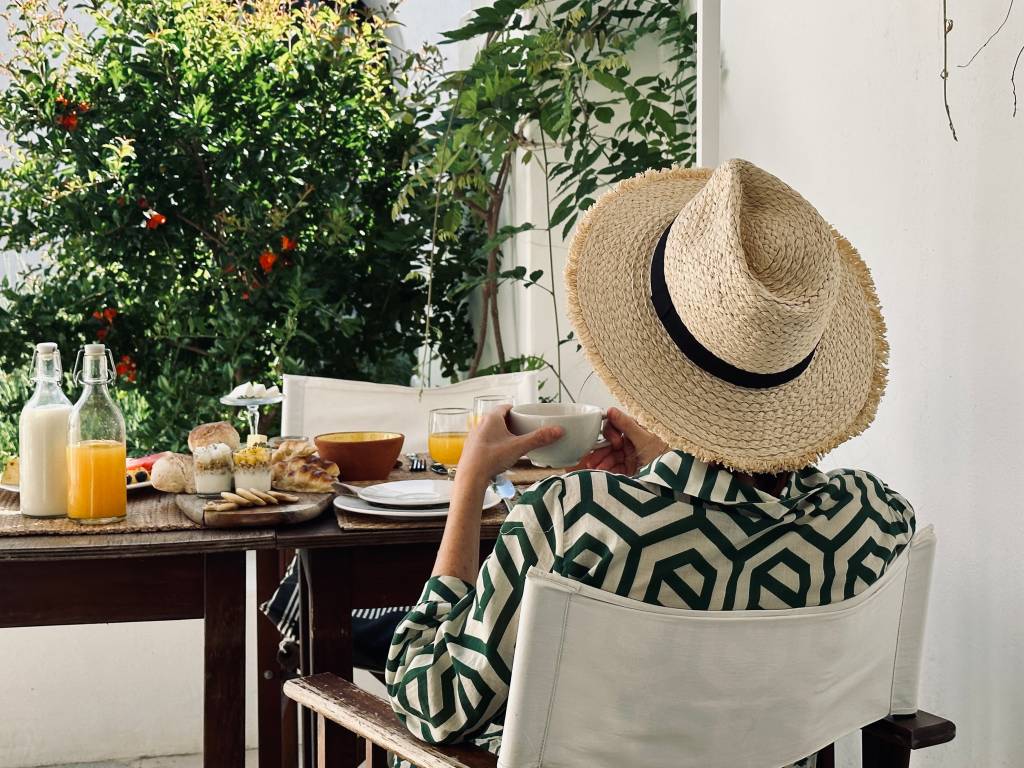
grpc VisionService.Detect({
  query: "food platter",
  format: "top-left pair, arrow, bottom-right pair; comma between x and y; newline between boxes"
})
176,491 -> 331,528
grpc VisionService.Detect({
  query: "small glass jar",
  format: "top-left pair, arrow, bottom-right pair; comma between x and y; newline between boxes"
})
233,442 -> 271,492
193,443 -> 233,495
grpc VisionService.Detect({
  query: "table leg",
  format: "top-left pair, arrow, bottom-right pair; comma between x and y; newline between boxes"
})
301,547 -> 356,768
204,551 -> 246,768
299,558 -> 313,768
257,549 -> 284,768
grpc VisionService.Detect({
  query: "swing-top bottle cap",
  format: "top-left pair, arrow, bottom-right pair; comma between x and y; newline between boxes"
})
35,342 -> 58,356
84,343 -> 105,356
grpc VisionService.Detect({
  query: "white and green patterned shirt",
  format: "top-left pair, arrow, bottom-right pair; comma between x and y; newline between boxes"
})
386,451 -> 915,763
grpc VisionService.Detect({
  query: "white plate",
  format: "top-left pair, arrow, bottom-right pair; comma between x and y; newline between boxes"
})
355,479 -> 454,508
334,495 -> 449,520
0,480 -> 152,494
333,486 -> 501,520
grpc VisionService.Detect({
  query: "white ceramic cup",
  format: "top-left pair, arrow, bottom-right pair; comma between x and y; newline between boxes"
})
508,403 -> 604,468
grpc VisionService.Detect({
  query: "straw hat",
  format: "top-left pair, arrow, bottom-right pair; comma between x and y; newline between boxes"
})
565,159 -> 887,473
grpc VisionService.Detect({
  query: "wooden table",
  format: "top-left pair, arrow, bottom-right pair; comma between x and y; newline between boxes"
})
0,492 -> 278,768
277,496 -> 514,768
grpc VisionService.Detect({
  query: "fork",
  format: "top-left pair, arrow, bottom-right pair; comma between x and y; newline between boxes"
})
406,453 -> 426,472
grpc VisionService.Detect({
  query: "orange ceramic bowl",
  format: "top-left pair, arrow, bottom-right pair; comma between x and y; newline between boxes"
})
314,431 -> 404,481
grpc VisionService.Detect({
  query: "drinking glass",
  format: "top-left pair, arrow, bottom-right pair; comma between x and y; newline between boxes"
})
472,394 -> 514,426
428,408 -> 470,470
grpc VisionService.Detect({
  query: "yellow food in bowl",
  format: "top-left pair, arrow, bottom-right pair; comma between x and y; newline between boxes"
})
318,432 -> 402,443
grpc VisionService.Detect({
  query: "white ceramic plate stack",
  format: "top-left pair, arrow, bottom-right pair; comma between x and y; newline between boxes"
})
333,479 -> 501,520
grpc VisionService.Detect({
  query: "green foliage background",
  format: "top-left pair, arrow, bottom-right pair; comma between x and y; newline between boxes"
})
0,0 -> 697,460
0,0 -> 477,456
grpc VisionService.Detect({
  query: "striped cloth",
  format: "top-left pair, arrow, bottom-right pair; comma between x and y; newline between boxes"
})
385,451 -> 916,767
259,555 -> 411,672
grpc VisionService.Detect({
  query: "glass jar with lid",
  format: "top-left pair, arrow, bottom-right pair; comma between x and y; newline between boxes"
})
67,344 -> 127,524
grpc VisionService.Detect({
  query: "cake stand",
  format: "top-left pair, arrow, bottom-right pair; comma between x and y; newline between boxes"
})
219,393 -> 285,441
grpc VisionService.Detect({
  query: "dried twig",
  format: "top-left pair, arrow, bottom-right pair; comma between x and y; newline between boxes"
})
942,1 -> 959,141
959,0 -> 1014,68
1012,42 -> 1024,115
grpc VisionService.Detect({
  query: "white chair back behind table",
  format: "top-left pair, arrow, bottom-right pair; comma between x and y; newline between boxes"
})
499,525 -> 937,768
280,372 -> 539,454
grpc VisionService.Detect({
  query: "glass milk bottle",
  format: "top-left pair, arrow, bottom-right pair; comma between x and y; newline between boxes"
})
19,342 -> 72,518
67,344 -> 127,524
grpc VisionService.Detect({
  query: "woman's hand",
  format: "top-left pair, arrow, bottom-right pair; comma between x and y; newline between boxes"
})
456,405 -> 564,487
434,406 -> 564,583
575,407 -> 667,476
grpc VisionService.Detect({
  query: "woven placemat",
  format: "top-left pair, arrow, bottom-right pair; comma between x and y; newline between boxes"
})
0,489 -> 200,537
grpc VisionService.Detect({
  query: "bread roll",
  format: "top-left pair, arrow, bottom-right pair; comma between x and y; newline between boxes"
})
1,457 -> 20,486
151,453 -> 196,494
271,438 -> 316,465
188,421 -> 241,452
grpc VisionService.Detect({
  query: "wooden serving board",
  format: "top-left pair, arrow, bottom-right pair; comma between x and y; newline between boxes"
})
175,492 -> 333,529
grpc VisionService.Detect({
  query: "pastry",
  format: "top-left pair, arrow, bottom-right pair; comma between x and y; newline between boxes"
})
151,453 -> 197,494
1,457 -> 20,486
272,456 -> 338,493
271,438 -> 316,465
188,421 -> 241,452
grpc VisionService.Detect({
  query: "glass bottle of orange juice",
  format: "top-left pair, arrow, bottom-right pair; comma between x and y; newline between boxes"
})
67,344 -> 127,524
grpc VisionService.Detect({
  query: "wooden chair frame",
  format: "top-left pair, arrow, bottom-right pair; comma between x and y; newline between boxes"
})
285,673 -> 955,768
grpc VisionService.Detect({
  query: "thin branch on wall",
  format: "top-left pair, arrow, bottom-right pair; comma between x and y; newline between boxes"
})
942,1 -> 959,141
1012,42 -> 1024,115
959,0 -> 1014,68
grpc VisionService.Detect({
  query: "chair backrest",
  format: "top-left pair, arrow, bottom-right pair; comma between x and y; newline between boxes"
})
280,372 -> 539,453
500,525 -> 937,768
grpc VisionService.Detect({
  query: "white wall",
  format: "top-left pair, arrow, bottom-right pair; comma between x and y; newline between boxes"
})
718,2 -> 1024,765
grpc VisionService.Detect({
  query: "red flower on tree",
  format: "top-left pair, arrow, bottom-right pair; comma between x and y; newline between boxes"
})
259,250 -> 278,274
96,327 -> 108,341
91,310 -> 102,321
103,307 -> 117,323
57,113 -> 78,131
115,354 -> 137,383
55,95 -> 69,109
280,235 -> 297,252
145,211 -> 167,229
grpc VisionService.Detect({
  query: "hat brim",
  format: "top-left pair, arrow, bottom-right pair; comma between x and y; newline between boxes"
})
565,167 -> 887,473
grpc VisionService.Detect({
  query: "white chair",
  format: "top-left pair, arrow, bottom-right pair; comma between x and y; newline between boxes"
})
285,525 -> 954,768
280,372 -> 540,453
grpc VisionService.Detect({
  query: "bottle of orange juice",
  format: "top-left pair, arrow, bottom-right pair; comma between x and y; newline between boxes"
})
67,344 -> 127,524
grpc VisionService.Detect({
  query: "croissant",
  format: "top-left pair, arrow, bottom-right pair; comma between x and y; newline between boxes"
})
271,455 -> 339,493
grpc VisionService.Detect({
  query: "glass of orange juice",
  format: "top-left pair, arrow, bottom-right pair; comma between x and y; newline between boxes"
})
428,408 -> 470,471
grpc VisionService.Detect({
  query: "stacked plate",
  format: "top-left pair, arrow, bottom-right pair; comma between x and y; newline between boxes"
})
333,479 -> 502,521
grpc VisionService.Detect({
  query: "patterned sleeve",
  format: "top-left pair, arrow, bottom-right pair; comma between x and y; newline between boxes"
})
385,477 -> 566,744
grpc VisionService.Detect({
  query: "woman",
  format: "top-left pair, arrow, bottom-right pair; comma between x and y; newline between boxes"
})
386,159 -> 915,767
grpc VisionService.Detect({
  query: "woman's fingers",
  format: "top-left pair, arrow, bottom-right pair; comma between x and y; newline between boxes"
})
513,425 -> 564,456
576,445 -> 614,469
602,419 -> 624,450
595,450 -> 626,472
